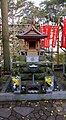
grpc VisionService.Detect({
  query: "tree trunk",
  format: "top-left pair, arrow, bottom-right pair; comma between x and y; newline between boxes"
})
1,0 -> 10,72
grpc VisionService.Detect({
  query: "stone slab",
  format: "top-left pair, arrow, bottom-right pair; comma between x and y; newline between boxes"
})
0,108 -> 11,118
13,107 -> 34,116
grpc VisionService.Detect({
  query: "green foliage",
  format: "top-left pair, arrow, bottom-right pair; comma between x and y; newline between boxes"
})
54,53 -> 65,64
13,55 -> 26,62
7,0 -> 66,26
34,73 -> 44,80
39,55 -> 46,61
59,53 -> 65,63
0,75 -> 10,91
35,23 -> 40,30
61,76 -> 66,90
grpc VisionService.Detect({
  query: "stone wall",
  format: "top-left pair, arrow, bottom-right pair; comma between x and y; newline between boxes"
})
0,100 -> 66,120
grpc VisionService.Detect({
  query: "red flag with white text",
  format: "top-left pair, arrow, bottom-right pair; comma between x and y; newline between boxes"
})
61,31 -> 66,48
61,19 -> 66,48
52,26 -> 59,48
43,25 -> 51,48
40,26 -> 44,47
63,19 -> 66,36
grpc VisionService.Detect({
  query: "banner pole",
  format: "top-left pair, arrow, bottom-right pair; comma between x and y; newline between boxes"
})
57,37 -> 59,65
57,18 -> 60,65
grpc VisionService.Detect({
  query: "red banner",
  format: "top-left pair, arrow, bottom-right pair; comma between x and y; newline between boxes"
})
62,36 -> 66,48
40,25 -> 51,48
52,26 -> 59,48
43,25 -> 51,48
61,31 -> 66,48
63,19 -> 66,36
61,19 -> 66,48
40,26 -> 44,47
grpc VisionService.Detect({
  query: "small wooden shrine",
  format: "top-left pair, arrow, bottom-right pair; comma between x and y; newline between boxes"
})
11,21 -> 55,94
16,21 -> 47,56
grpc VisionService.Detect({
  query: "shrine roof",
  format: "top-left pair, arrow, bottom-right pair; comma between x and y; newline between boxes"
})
16,34 -> 47,39
16,23 -> 48,40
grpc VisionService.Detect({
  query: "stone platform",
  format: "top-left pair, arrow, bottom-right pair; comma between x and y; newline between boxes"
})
0,91 -> 66,101
0,92 -> 66,120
